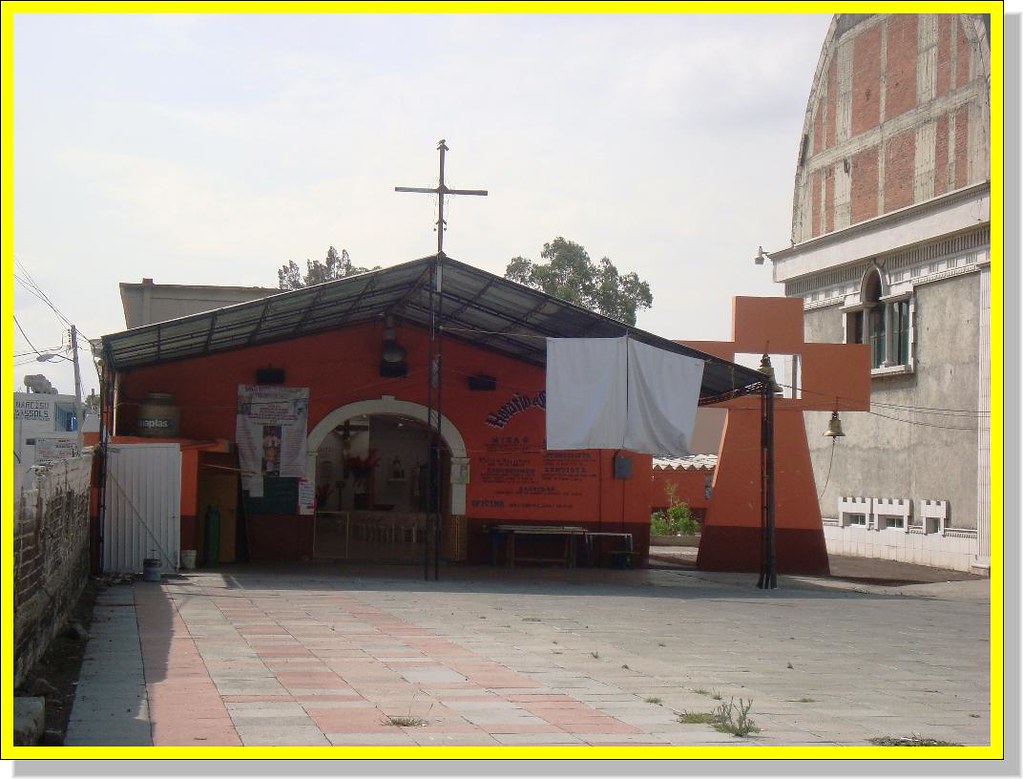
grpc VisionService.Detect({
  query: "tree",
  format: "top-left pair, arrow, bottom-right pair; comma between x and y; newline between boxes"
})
277,246 -> 378,290
505,237 -> 653,325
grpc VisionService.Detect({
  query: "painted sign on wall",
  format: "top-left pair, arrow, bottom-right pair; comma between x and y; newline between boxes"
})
471,434 -> 599,519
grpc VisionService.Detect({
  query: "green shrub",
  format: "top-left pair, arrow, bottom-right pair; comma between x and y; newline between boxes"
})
650,500 -> 698,536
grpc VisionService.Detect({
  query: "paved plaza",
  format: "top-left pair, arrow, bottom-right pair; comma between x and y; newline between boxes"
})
65,556 -> 991,750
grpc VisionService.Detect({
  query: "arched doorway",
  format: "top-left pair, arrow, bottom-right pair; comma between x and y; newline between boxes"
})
306,398 -> 468,562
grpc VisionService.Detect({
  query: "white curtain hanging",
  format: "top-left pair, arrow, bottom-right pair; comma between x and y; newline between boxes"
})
545,337 -> 627,450
545,336 -> 704,457
624,338 -> 704,457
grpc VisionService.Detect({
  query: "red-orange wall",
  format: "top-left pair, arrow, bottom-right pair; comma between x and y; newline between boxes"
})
112,321 -> 653,563
650,467 -> 713,519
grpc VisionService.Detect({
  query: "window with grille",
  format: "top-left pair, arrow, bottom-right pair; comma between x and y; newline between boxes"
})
843,267 -> 914,373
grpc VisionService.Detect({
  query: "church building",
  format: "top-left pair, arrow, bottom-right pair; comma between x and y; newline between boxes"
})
96,255 -> 766,572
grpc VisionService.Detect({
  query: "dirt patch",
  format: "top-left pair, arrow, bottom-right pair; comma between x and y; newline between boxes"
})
15,578 -> 100,744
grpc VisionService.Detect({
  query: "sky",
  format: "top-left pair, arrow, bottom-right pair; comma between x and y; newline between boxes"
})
11,8 -> 839,397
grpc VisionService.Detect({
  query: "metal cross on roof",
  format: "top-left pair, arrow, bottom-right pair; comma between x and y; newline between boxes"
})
395,139 -> 488,256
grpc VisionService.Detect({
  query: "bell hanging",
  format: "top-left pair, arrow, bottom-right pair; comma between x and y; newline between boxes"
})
823,410 -> 845,438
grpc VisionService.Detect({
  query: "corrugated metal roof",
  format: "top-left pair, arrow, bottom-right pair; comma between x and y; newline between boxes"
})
652,454 -> 719,471
100,254 -> 768,404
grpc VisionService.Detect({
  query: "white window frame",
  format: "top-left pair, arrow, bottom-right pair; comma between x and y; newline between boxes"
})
881,515 -> 905,531
841,267 -> 915,377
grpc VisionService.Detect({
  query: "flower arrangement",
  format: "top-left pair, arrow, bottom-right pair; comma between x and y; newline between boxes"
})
344,450 -> 379,484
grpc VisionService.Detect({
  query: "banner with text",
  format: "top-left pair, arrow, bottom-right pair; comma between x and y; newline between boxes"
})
236,385 -> 310,497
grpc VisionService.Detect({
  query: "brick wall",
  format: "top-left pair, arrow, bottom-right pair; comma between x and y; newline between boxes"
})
884,14 -> 918,120
794,14 -> 988,243
850,146 -> 879,224
14,452 -> 94,688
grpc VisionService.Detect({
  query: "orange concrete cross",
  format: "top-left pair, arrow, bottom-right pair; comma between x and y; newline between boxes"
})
683,296 -> 871,575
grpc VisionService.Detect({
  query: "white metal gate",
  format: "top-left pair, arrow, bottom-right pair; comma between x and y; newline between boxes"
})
103,443 -> 181,574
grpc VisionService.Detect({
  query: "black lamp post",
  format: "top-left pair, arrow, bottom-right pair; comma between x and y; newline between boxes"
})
757,354 -> 778,590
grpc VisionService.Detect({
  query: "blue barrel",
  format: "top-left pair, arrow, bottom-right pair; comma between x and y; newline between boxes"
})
204,505 -> 221,567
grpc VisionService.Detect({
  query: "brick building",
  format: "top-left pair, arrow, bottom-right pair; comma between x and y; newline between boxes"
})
763,14 -> 991,572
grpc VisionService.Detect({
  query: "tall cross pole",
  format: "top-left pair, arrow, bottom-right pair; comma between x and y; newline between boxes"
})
395,139 -> 488,256
395,140 -> 487,581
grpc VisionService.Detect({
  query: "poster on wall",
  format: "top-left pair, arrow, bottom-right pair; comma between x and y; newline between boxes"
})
34,434 -> 80,462
236,385 -> 309,496
297,479 -> 316,516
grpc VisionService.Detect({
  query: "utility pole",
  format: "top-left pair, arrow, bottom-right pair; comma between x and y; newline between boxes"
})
70,325 -> 84,454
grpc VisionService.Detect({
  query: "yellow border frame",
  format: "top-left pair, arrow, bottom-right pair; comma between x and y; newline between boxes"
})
1,0 -> 1006,765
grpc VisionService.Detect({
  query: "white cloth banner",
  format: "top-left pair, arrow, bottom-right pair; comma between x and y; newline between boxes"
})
624,338 -> 704,457
545,337 -> 704,457
545,337 -> 627,450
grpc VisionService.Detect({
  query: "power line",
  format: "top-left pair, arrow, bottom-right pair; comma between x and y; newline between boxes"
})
867,408 -> 979,432
13,315 -> 39,354
12,345 -> 65,359
14,254 -> 94,342
775,381 -> 990,419
14,272 -> 73,328
869,399 -> 988,417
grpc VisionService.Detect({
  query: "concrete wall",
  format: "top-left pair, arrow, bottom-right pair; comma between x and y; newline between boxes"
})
804,271 -> 981,535
120,279 -> 280,328
14,453 -> 94,687
822,523 -> 978,572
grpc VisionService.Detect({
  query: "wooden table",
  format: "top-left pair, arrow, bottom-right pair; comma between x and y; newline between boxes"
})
488,524 -> 588,568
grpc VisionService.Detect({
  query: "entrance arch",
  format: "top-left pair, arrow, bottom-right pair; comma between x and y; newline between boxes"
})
306,396 -> 469,514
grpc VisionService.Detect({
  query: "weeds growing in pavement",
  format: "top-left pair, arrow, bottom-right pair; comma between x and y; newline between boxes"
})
868,734 -> 962,747
712,698 -> 759,737
677,710 -> 718,725
384,693 -> 432,728
678,699 -> 760,738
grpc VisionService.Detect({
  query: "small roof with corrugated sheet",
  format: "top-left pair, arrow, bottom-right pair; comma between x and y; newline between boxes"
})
100,254 -> 767,405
